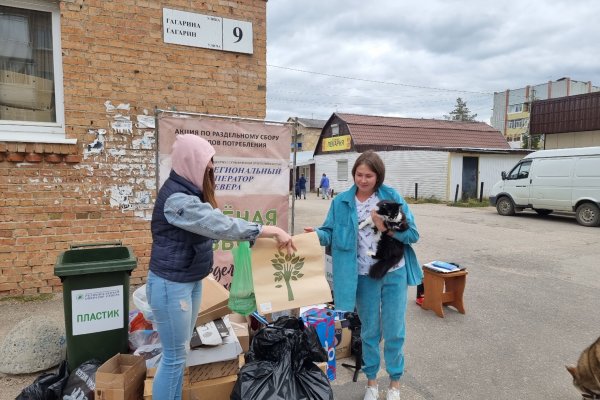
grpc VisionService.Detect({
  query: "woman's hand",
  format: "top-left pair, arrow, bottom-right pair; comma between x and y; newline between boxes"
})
260,226 -> 297,254
304,227 -> 315,233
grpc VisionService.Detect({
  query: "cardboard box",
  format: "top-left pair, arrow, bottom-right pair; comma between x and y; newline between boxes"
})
191,319 -> 228,348
196,304 -> 231,326
334,319 -> 352,360
186,316 -> 243,367
200,277 -> 230,313
144,368 -> 190,400
144,377 -> 190,400
188,375 -> 237,400
188,355 -> 243,383
0,70 -> 53,110
264,307 -> 300,322
230,320 -> 250,353
146,366 -> 189,381
195,278 -> 231,325
95,354 -> 147,400
315,361 -> 328,375
0,105 -> 53,122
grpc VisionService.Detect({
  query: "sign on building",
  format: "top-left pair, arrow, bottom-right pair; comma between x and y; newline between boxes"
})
163,8 -> 253,54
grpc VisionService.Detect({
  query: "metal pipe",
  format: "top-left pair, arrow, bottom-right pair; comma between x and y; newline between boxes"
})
479,182 -> 484,202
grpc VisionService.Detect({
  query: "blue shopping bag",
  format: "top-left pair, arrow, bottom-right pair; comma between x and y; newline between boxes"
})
302,307 -> 336,380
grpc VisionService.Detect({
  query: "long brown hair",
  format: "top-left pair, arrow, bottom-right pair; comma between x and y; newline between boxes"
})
202,166 -> 218,208
352,150 -> 386,189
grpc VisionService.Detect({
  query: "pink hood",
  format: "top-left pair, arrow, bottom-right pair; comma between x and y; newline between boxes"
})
171,134 -> 216,191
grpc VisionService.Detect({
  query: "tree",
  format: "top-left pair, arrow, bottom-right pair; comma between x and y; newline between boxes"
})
444,97 -> 478,122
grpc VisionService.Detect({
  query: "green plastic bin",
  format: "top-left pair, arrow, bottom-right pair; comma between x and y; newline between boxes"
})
54,241 -> 137,371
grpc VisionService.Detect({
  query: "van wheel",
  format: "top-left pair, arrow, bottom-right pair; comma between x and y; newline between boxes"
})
575,203 -> 600,227
496,197 -> 515,216
534,209 -> 553,216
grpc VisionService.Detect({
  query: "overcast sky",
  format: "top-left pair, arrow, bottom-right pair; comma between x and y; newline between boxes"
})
265,0 -> 600,124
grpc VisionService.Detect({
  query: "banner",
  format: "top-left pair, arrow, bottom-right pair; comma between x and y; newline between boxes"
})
251,232 -> 332,314
157,115 -> 291,288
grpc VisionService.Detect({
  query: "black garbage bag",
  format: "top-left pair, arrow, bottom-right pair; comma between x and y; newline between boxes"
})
231,316 -> 332,400
60,359 -> 102,400
16,360 -> 69,400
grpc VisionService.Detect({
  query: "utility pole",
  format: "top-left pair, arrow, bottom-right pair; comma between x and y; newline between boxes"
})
291,117 -> 299,234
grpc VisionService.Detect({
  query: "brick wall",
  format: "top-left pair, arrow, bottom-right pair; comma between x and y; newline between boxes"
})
0,0 -> 267,296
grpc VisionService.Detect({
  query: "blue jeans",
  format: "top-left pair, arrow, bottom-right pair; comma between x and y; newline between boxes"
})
146,271 -> 202,400
356,266 -> 408,381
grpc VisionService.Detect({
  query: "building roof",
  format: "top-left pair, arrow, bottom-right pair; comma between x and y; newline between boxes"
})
335,113 -> 511,150
530,91 -> 600,135
288,117 -> 327,129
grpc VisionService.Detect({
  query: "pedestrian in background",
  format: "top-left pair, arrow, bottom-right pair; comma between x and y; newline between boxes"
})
305,150 -> 422,400
298,174 -> 307,199
319,173 -> 330,199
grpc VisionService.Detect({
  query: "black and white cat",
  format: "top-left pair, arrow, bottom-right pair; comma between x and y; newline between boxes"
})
358,200 -> 408,279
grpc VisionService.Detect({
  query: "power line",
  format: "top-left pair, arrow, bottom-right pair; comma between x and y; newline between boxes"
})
268,64 -> 493,95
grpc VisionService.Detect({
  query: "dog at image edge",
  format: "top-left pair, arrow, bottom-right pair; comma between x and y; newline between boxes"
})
358,200 -> 408,279
566,335 -> 600,398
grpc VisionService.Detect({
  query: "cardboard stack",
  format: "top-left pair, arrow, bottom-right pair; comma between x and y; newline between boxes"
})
142,278 -> 250,400
95,354 -> 147,400
186,278 -> 246,399
144,366 -> 190,400
0,70 -> 54,122
334,319 -> 352,360
196,277 -> 231,326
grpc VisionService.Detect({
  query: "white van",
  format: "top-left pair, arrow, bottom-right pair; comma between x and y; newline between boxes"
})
489,147 -> 600,227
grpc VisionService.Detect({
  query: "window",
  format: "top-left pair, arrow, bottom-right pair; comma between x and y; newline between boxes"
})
0,0 -> 69,143
508,160 -> 531,180
507,118 -> 527,129
331,124 -> 339,136
508,103 -> 523,113
337,159 -> 348,181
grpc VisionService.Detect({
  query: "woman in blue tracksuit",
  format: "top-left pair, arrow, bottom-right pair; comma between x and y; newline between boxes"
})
147,134 -> 295,400
306,150 -> 422,400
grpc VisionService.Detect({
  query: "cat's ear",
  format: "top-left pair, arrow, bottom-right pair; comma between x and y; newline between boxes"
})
566,365 -> 578,378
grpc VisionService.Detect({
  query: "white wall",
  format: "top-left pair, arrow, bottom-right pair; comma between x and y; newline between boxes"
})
316,150 -> 525,201
315,150 -> 448,199
449,153 -> 525,200
544,131 -> 600,149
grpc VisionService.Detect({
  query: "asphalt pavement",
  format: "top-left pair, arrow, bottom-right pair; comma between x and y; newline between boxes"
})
291,194 -> 599,400
2,194 -> 598,400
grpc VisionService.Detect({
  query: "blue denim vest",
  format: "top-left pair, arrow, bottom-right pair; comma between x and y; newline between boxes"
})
149,171 -> 214,282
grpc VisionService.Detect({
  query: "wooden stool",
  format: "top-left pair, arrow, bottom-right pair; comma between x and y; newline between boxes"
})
421,267 -> 467,318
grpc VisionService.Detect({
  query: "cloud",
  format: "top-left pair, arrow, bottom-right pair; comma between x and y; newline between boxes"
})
266,0 -> 600,124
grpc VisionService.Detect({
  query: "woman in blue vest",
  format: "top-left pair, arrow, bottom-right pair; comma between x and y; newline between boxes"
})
306,150 -> 422,400
147,134 -> 295,400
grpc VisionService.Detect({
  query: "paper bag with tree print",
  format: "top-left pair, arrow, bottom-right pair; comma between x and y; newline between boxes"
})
251,231 -> 332,315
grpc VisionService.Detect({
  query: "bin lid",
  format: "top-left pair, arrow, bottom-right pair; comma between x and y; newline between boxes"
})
54,243 -> 137,277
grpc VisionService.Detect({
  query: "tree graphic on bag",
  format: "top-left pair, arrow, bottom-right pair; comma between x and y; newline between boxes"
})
271,251 -> 305,300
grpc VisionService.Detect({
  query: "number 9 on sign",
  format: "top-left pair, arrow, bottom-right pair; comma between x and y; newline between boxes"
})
223,18 -> 253,54
233,27 -> 243,43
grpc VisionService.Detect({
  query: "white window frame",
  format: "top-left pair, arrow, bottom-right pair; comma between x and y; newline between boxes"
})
508,118 -> 526,129
508,103 -> 523,113
336,159 -> 348,181
331,124 -> 339,136
0,0 -> 72,144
